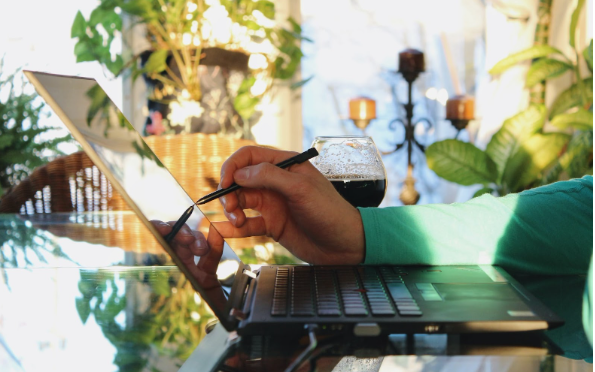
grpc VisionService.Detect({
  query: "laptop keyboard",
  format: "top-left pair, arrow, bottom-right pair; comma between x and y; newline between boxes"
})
271,266 -> 422,318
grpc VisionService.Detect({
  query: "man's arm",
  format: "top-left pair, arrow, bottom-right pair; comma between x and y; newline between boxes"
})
361,176 -> 593,275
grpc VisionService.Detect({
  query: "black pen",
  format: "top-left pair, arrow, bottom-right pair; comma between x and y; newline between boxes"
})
164,205 -> 194,244
196,147 -> 319,205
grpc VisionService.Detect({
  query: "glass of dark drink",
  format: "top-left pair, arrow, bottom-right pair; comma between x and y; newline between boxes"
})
310,136 -> 387,208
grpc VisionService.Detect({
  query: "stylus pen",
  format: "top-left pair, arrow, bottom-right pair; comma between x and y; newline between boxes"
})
195,147 -> 319,205
164,205 -> 194,244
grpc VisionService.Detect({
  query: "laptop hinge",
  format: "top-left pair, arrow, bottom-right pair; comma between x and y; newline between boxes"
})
228,266 -> 258,322
243,268 -> 257,279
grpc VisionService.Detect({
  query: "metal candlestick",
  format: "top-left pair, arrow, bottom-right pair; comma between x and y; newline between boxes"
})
382,70 -> 431,205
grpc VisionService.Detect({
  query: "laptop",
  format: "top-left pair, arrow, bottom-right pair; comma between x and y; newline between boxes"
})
25,70 -> 563,336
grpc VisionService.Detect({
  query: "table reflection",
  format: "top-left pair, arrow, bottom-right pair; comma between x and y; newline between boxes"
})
1,212 -> 592,372
0,266 -> 216,371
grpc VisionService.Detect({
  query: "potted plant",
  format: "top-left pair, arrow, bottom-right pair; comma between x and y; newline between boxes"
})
71,0 -> 309,138
426,0 -> 592,196
0,65 -> 74,198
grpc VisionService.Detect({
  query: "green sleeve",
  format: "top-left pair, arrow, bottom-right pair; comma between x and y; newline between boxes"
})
359,175 -> 593,348
359,175 -> 593,275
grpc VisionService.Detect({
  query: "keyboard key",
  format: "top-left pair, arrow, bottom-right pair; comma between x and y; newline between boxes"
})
370,307 -> 396,316
386,283 -> 413,300
318,308 -> 341,316
399,310 -> 423,316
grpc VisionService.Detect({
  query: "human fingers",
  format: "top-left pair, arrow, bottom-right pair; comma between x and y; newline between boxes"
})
213,217 -> 267,239
165,220 -> 197,244
189,229 -> 210,256
221,188 -> 267,227
150,220 -> 194,245
233,162 -> 311,202
220,146 -> 298,189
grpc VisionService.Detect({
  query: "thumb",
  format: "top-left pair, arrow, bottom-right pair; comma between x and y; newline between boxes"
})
233,163 -> 303,196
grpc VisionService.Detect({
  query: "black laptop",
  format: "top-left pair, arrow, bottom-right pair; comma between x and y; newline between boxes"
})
25,71 -> 563,336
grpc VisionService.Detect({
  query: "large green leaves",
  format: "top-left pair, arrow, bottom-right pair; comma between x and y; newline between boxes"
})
426,140 -> 498,186
570,0 -> 585,48
486,104 -> 546,181
525,58 -> 572,87
489,45 -> 565,75
502,133 -> 570,192
549,78 -> 593,119
551,109 -> 593,131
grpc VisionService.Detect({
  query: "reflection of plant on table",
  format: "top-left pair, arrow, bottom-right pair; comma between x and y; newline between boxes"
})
0,66 -> 74,198
426,1 -> 592,196
76,267 -> 215,372
0,216 -> 74,286
71,0 -> 309,137
237,242 -> 302,265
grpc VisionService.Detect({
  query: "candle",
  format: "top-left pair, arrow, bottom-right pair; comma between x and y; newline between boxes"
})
349,97 -> 376,120
446,95 -> 475,120
398,49 -> 425,73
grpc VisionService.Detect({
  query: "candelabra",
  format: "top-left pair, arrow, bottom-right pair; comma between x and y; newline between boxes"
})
382,49 -> 431,205
347,49 -> 476,206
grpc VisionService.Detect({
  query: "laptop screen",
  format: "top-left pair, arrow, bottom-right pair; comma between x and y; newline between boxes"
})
25,71 -> 242,328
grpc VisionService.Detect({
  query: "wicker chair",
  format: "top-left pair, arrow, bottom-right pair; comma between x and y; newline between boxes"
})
0,133 -> 255,214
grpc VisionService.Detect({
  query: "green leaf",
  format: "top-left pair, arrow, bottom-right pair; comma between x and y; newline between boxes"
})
253,1 -> 275,19
549,78 -> 593,119
583,39 -> 593,72
71,11 -> 87,39
120,0 -> 157,19
76,297 -> 92,324
503,133 -> 570,192
426,139 -> 498,186
486,104 -> 546,181
570,0 -> 585,48
144,50 -> 168,73
90,7 -> 122,32
290,75 -> 313,90
565,130 -> 593,178
525,58 -> 572,88
551,109 -> 593,131
489,45 -> 565,75
233,93 -> 260,120
105,55 -> 124,76
473,187 -> 494,198
74,41 -> 96,63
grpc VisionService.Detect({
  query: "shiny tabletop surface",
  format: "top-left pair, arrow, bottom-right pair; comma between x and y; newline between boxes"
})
0,212 -> 592,372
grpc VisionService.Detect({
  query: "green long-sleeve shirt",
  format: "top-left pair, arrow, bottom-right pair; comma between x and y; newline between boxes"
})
359,175 -> 593,355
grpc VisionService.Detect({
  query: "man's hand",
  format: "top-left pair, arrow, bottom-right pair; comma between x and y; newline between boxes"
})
217,146 -> 365,265
150,220 -> 223,292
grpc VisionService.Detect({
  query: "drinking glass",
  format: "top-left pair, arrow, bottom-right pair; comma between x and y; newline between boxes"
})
310,136 -> 387,207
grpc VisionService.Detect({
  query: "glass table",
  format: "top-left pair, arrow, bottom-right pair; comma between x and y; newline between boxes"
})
0,212 -> 592,372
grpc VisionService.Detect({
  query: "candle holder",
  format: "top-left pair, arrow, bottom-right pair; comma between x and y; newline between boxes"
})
446,95 -> 475,139
382,49 -> 431,205
349,97 -> 376,130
